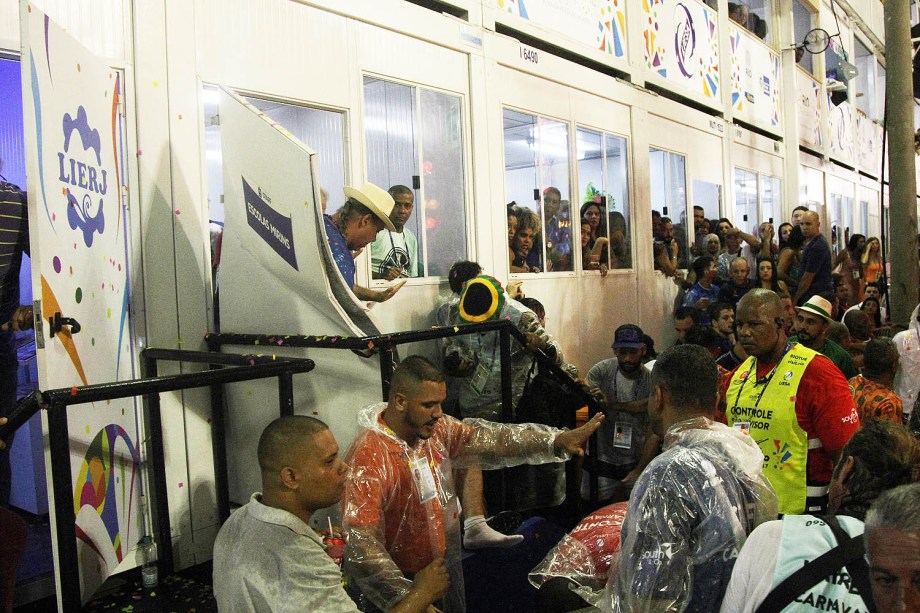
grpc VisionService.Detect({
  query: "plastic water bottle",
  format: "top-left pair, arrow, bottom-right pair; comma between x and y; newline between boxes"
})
138,535 -> 158,588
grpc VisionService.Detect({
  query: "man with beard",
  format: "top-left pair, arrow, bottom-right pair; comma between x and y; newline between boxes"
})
582,325 -> 660,505
342,356 -> 604,613
605,344 -> 777,613
724,289 -> 859,514
653,216 -> 679,277
791,295 -> 858,379
371,185 -> 423,280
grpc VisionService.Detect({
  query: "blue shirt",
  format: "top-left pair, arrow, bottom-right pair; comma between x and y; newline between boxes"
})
799,234 -> 833,304
683,282 -> 721,324
324,215 -> 354,289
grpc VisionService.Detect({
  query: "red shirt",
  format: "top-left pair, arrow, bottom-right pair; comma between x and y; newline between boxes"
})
721,351 -> 858,483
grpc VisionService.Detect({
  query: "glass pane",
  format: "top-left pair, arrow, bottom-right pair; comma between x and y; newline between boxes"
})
830,193 -> 843,255
576,128 -> 606,271
650,148 -> 688,269
692,180 -> 721,254
363,77 -> 469,279
760,175 -> 781,228
604,134 -> 630,269
734,0 -> 773,46
734,168 -> 759,235
538,117 -> 573,272
419,88 -> 468,276
792,0 -> 815,75
854,38 -> 873,118
503,109 -> 542,273
201,84 -> 346,244
860,200 -> 869,234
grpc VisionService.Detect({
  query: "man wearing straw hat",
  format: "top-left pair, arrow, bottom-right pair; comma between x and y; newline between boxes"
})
325,182 -> 403,302
724,289 -> 859,515
790,294 -> 858,379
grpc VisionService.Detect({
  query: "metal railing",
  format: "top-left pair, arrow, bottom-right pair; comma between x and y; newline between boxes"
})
0,350 -> 315,611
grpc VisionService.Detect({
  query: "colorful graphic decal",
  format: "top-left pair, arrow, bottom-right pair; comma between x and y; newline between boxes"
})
496,0 -> 626,59
73,425 -> 141,563
728,24 -> 781,131
758,437 -> 796,471
796,70 -> 823,150
643,0 -> 720,98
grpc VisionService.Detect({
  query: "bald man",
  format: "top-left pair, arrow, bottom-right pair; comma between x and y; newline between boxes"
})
724,289 -> 859,515
213,416 -> 448,613
793,211 -> 833,305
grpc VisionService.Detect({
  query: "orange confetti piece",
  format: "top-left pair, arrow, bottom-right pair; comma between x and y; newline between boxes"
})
368,341 -> 375,349
70,386 -> 78,396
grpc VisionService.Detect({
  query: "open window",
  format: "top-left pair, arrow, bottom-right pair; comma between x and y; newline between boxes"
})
649,148 -> 689,269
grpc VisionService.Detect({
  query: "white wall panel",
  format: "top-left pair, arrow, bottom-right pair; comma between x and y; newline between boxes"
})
0,0 -> 127,61
195,0 -> 350,107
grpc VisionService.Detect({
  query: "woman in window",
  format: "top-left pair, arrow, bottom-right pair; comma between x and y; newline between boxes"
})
860,237 -> 883,300
777,224 -> 805,294
507,203 -> 520,270
511,208 -> 542,273
581,217 -> 608,276
703,233 -> 723,258
580,201 -> 608,266
609,211 -> 630,269
755,257 -> 788,295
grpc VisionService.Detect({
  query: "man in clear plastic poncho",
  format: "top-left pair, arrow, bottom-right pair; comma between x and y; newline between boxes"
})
602,345 -> 778,613
342,355 -> 604,613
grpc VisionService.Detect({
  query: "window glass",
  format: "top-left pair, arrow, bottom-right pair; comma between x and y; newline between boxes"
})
761,174 -> 781,229
649,148 -> 688,268
876,62 -> 886,126
854,38 -> 875,119
729,0 -> 773,45
860,200 -> 869,235
830,193 -> 843,255
734,168 -> 759,235
363,77 -> 468,278
503,109 -> 574,274
692,180 -> 722,254
791,0 -> 815,75
202,85 -> 347,223
576,128 -> 631,271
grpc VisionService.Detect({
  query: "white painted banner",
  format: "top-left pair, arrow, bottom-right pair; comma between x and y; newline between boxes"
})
21,3 -> 140,603
856,110 -> 881,177
641,0 -> 721,101
495,0 -> 627,58
828,100 -> 854,165
796,68 -> 823,150
728,24 -> 781,133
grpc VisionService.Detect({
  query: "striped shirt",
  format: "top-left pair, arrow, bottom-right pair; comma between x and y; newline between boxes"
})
0,182 -> 29,324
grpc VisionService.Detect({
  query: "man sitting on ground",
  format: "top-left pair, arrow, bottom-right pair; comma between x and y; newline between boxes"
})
605,344 -> 777,612
850,337 -> 903,425
342,356 -> 603,613
212,416 -> 448,612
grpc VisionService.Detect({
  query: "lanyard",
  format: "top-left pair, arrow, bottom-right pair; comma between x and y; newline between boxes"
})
388,231 -> 410,275
612,364 -> 644,403
731,342 -> 792,413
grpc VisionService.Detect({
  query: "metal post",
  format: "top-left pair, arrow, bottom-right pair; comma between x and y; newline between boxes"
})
209,367 -> 231,523
140,356 -> 174,577
48,402 -> 80,610
278,371 -> 294,416
379,345 -> 396,402
884,0 -> 920,323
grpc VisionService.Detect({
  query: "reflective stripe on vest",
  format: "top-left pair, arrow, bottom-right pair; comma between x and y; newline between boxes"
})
726,343 -> 818,515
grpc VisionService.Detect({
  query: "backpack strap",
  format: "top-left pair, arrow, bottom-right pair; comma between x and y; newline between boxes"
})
755,515 -> 877,613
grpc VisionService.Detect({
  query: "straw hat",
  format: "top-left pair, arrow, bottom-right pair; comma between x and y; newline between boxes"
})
343,182 -> 397,232
796,295 -> 834,322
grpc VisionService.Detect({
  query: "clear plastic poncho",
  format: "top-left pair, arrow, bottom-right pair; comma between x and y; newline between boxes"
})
598,417 -> 778,613
443,296 -> 573,421
341,403 -> 569,613
893,302 -> 920,412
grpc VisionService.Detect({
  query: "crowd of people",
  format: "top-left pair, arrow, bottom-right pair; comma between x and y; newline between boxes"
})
206,182 -> 920,613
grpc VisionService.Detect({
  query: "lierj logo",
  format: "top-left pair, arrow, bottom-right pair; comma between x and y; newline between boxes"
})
58,106 -> 106,247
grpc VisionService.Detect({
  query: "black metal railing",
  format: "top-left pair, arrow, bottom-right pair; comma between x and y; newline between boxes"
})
0,351 -> 315,611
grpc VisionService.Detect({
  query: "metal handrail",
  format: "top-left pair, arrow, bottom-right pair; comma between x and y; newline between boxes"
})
0,351 -> 315,611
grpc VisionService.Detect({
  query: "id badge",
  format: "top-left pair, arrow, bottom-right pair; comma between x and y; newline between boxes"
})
733,421 -> 751,435
613,422 -> 633,449
411,459 -> 438,504
470,360 -> 490,395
